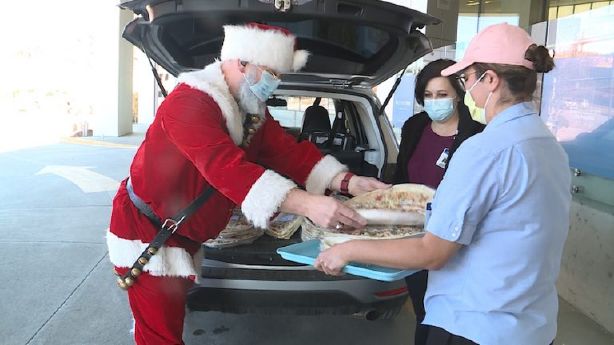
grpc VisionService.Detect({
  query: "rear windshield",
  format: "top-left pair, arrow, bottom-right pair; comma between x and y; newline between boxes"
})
269,96 -> 335,129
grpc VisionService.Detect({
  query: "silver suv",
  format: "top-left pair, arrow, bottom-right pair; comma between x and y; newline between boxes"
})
120,0 -> 439,320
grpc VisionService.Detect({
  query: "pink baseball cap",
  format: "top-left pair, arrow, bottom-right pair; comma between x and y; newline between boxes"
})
441,23 -> 536,76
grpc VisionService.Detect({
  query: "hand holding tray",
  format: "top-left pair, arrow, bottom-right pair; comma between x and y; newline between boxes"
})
277,240 -> 419,282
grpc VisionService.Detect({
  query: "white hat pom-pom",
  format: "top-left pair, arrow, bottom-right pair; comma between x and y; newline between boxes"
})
292,50 -> 310,72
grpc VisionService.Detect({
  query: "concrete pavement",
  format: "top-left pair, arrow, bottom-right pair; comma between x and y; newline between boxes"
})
0,125 -> 612,345
0,139 -> 135,345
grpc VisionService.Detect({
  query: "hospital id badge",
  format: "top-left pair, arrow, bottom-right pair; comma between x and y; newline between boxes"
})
436,148 -> 449,169
425,202 -> 432,227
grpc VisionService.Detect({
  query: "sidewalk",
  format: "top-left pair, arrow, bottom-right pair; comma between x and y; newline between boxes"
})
61,123 -> 148,148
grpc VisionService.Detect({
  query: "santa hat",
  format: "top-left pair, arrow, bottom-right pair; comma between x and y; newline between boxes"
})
220,22 -> 310,73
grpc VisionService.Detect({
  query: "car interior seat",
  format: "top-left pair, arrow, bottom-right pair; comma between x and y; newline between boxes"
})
298,98 -> 331,147
298,98 -> 377,178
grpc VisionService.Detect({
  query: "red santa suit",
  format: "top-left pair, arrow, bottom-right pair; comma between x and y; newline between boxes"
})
107,60 -> 347,344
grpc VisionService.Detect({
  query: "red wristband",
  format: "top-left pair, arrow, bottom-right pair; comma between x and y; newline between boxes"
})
340,172 -> 355,194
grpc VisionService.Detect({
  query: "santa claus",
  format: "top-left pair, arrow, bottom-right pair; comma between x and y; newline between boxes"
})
107,22 -> 389,344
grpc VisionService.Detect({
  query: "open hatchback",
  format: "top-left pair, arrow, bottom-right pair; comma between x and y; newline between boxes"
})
120,0 -> 439,320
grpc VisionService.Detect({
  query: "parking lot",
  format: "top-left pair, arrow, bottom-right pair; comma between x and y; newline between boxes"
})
0,127 -> 611,345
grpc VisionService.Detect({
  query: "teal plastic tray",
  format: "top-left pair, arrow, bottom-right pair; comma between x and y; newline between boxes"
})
277,239 -> 418,282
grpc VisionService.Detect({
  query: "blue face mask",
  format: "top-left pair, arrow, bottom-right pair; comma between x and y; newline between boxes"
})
423,98 -> 455,122
245,68 -> 281,102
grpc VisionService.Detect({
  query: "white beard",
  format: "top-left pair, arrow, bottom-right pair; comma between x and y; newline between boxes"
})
237,79 -> 266,116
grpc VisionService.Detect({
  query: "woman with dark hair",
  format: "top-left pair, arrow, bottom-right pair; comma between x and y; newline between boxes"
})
393,59 -> 484,189
393,59 -> 484,345
315,23 -> 569,345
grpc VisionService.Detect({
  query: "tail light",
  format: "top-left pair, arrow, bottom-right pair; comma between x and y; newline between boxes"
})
374,286 -> 408,298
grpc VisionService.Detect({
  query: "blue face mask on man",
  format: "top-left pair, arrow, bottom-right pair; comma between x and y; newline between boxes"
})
424,98 -> 455,122
244,66 -> 281,102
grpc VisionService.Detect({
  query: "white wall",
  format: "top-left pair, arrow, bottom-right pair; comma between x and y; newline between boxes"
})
134,50 -> 156,126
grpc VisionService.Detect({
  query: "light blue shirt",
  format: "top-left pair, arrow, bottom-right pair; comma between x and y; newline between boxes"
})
423,102 -> 572,345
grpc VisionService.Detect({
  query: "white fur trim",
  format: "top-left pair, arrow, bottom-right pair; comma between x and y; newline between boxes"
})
177,62 -> 244,145
293,50 -> 310,71
305,155 -> 347,195
221,25 -> 309,73
106,230 -> 201,281
241,170 -> 297,229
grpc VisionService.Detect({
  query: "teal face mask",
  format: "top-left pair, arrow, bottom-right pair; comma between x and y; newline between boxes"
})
424,98 -> 455,122
245,69 -> 281,102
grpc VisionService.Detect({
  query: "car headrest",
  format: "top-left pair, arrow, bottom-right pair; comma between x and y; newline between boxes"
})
301,105 -> 331,133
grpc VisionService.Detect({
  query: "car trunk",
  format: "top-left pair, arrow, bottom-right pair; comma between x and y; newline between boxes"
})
119,0 -> 440,266
205,230 -> 303,266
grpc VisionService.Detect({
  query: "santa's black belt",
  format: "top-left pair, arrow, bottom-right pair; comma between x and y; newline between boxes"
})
116,178 -> 214,290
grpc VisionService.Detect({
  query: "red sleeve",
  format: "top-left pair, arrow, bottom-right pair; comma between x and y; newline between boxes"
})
160,91 -> 296,228
256,111 -> 348,195
256,113 -> 322,184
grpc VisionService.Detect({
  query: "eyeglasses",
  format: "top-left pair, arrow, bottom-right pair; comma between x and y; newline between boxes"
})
241,61 -> 281,80
455,71 -> 477,90
256,65 -> 281,80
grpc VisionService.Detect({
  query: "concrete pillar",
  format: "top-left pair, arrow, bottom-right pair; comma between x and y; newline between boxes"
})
91,6 -> 134,137
116,9 -> 135,137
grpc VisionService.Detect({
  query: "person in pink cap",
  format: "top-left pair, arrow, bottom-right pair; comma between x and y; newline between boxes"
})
107,22 -> 390,344
316,23 -> 570,345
